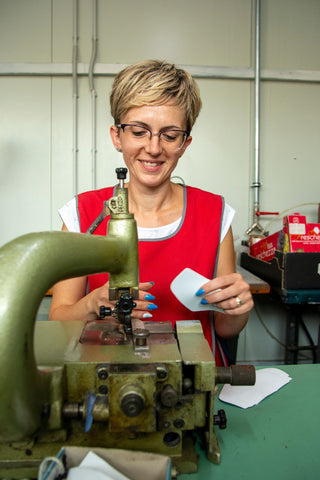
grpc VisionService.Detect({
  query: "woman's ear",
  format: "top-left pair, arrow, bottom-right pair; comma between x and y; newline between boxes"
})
179,135 -> 192,157
110,125 -> 122,152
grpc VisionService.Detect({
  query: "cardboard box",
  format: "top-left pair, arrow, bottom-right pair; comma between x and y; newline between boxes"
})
283,214 -> 307,235
282,213 -> 320,252
250,213 -> 320,261
289,223 -> 320,253
249,230 -> 286,262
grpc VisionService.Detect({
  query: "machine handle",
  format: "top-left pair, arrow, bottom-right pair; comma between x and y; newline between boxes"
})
84,394 -> 96,433
214,409 -> 227,429
255,211 -> 279,216
216,365 -> 256,385
99,306 -> 112,318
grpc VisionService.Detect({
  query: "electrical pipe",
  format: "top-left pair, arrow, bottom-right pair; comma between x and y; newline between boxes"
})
1,63 -> 320,82
246,0 -> 265,235
72,0 -> 79,195
89,0 -> 98,189
253,0 -> 261,214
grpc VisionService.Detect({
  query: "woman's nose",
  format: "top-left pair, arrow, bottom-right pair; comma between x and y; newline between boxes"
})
145,134 -> 162,155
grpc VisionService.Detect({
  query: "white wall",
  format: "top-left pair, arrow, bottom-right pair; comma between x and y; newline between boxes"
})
1,0 -> 319,364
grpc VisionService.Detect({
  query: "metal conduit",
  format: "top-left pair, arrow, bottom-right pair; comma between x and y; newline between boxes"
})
89,0 -> 98,190
72,0 -> 79,196
2,64 -> 320,82
247,0 -> 264,235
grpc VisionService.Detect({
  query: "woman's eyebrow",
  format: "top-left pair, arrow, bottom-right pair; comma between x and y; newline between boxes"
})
127,120 -> 184,130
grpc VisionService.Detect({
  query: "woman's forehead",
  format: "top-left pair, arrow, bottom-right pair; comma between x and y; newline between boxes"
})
122,104 -> 186,128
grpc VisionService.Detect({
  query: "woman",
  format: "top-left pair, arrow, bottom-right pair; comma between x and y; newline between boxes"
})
49,60 -> 253,365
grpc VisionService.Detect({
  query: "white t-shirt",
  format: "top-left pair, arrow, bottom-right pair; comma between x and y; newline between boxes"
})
59,197 -> 235,243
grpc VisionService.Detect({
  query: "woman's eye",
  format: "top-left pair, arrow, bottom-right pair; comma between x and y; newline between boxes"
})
162,131 -> 179,142
131,127 -> 148,137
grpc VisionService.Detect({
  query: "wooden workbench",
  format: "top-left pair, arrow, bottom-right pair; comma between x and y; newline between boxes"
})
237,265 -> 270,295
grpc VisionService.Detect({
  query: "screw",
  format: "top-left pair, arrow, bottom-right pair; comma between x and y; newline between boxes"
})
99,385 -> 108,395
173,419 -> 185,429
156,366 -> 168,380
97,367 -> 108,380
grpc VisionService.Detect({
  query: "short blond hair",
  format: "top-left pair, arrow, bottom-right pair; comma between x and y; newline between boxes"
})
110,60 -> 202,132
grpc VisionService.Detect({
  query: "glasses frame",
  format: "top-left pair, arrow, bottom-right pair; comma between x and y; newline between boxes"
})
116,123 -> 190,151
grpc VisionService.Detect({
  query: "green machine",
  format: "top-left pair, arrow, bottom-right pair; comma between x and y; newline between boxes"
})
0,169 -> 255,478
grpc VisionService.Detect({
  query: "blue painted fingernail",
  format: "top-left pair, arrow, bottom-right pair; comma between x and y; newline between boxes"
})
147,304 -> 158,310
146,281 -> 155,286
143,313 -> 153,319
201,298 -> 208,305
145,294 -> 156,300
196,288 -> 205,296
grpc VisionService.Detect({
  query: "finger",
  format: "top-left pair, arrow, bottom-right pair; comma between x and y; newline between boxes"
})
197,273 -> 243,294
132,301 -> 158,319
217,292 -> 254,314
133,310 -> 155,320
133,298 -> 158,312
139,281 -> 155,291
138,284 -> 156,302
198,274 -> 249,302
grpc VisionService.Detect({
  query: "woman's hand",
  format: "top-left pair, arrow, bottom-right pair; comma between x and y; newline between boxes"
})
195,272 -> 253,315
87,281 -> 157,320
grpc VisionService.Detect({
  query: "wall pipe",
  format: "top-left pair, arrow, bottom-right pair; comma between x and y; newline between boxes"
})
1,64 -> 320,83
246,0 -> 265,235
72,0 -> 79,196
89,0 -> 98,190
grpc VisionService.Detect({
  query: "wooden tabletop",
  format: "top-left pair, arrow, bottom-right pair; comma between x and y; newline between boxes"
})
237,265 -> 270,294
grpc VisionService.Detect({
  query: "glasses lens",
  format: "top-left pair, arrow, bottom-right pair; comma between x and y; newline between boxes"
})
160,130 -> 186,150
123,125 -> 149,140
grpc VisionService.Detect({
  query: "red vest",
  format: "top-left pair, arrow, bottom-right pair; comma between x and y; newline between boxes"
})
77,185 -> 226,365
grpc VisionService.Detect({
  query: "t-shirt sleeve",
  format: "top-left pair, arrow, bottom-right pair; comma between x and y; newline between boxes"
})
58,197 -> 80,232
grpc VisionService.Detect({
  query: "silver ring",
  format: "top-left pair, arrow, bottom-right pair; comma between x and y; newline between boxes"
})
235,296 -> 242,307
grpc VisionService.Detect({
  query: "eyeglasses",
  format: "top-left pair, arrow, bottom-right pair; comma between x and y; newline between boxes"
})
116,124 -> 190,151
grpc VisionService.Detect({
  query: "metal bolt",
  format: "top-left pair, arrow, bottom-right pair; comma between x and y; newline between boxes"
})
156,366 -> 168,380
133,328 -> 150,346
97,367 -> 108,380
99,385 -> 108,395
173,419 -> 185,429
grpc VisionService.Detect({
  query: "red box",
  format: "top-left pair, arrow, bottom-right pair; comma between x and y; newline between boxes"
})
283,214 -> 307,235
250,213 -> 320,261
289,223 -> 320,252
249,230 -> 286,262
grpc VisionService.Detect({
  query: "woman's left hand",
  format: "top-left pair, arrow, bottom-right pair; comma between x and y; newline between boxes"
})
196,272 -> 253,315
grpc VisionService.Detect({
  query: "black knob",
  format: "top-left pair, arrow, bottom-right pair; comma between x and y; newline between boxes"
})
116,168 -> 127,180
214,409 -> 227,429
115,292 -> 136,316
99,306 -> 112,318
